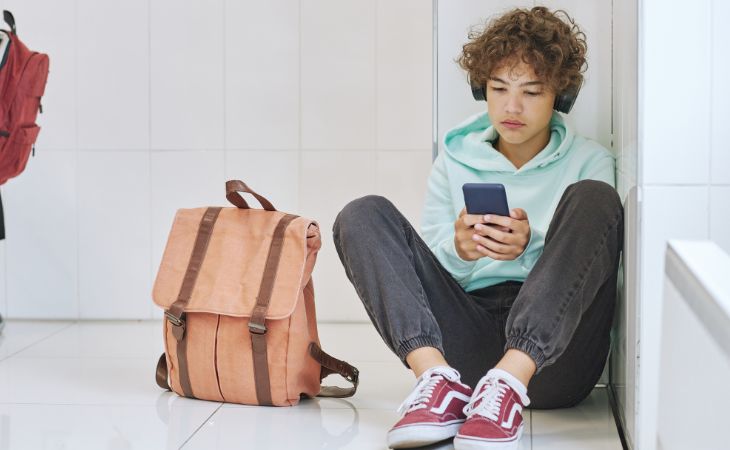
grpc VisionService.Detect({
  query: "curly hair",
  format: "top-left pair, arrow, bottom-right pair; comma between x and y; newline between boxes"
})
457,6 -> 587,95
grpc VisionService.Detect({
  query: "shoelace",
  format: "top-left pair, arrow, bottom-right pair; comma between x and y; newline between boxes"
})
463,377 -> 508,421
397,374 -> 445,415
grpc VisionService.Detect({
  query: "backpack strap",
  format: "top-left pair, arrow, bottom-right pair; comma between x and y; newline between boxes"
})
164,206 -> 223,398
309,343 -> 359,398
248,213 -> 298,405
3,11 -> 16,35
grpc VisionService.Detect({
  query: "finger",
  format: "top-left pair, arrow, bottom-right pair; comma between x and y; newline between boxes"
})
474,224 -> 518,245
483,214 -> 515,230
463,213 -> 487,228
475,243 -> 511,261
510,208 -> 527,220
472,234 -> 511,255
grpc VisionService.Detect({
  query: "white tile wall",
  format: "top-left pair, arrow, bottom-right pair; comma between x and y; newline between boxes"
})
300,150 -> 377,322
0,240 -> 5,317
641,0 -> 711,185
711,0 -> 730,185
77,0 -> 149,150
77,151 -> 150,319
150,0 -> 225,151
376,0 -> 432,151
710,186 -> 730,254
4,0 -> 77,151
375,150 -> 433,228
224,0 -> 300,151
2,0 -> 434,324
4,151 -> 78,318
300,0 -> 376,150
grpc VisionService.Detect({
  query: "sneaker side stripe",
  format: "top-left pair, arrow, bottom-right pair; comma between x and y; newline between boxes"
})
429,390 -> 472,415
500,402 -> 522,429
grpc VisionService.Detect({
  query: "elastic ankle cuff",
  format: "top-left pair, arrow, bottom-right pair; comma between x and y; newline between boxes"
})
396,335 -> 444,368
505,335 -> 546,372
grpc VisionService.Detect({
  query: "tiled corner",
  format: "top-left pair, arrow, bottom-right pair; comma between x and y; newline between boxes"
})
710,186 -> 730,254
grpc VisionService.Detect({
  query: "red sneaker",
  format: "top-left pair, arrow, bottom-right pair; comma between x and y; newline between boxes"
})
387,366 -> 473,449
454,368 -> 530,449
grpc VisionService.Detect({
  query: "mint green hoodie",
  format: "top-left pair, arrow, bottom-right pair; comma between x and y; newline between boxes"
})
421,110 -> 615,292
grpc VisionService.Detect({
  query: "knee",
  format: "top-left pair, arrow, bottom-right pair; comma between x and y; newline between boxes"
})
333,195 -> 394,243
565,180 -> 623,219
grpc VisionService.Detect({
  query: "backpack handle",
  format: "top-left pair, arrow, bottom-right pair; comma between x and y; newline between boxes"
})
3,11 -> 16,35
225,179 -> 276,211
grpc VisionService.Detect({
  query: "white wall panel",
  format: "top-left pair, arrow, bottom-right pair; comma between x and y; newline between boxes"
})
641,0 -> 711,186
78,151 -> 150,319
150,0 -> 224,150
224,0 -> 299,151
638,185 -> 709,449
711,0 -> 730,185
4,151 -> 77,318
300,0 -> 376,150
77,0 -> 148,150
710,186 -> 730,254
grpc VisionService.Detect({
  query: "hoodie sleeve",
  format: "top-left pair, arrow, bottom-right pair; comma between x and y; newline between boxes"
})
420,153 -> 479,283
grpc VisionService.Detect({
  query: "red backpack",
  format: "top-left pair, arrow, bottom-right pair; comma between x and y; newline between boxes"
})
0,10 -> 49,185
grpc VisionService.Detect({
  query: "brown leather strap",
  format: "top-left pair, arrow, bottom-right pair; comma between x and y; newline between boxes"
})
249,213 -> 298,405
164,206 -> 223,398
309,343 -> 360,398
156,353 -> 171,390
226,180 -> 277,211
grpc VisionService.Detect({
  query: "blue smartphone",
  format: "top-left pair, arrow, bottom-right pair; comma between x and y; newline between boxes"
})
462,183 -> 510,216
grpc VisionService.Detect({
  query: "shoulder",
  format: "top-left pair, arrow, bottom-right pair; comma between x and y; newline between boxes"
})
569,135 -> 614,164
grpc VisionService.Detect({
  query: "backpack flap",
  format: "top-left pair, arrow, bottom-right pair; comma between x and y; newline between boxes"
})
152,206 -> 321,320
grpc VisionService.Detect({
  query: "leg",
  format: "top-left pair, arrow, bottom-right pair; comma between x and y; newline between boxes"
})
332,195 -> 505,384
504,180 -> 624,408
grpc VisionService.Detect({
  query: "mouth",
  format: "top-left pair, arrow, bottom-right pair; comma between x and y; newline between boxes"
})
501,120 -> 525,129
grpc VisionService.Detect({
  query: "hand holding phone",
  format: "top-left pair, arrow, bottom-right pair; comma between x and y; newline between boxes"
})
454,183 -> 531,261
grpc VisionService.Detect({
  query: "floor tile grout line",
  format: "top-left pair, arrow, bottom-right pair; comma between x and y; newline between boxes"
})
0,321 -> 77,363
178,402 -> 224,449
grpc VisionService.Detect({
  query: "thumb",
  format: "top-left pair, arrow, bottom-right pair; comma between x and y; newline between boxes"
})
510,208 -> 527,220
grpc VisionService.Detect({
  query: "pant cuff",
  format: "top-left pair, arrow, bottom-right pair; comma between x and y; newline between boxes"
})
505,335 -> 547,373
396,335 -> 444,368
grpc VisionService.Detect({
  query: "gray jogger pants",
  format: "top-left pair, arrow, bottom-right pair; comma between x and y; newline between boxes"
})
332,180 -> 624,409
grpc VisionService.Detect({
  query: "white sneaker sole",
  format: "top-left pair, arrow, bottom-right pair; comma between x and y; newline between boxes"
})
453,425 -> 523,449
387,421 -> 464,449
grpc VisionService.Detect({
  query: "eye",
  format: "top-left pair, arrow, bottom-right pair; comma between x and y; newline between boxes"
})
525,91 -> 542,96
490,87 -> 506,92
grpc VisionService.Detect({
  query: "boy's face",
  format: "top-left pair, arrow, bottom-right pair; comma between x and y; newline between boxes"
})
486,61 -> 556,148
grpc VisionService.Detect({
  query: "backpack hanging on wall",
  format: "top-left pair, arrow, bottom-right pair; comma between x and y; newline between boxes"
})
0,10 -> 49,186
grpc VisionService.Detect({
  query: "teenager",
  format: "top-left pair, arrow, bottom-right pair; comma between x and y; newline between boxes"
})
333,7 -> 623,449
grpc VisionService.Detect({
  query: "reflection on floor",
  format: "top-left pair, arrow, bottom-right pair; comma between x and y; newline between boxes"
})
0,321 -> 623,449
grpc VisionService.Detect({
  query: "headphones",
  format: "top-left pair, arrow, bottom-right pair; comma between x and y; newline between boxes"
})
469,77 -> 583,114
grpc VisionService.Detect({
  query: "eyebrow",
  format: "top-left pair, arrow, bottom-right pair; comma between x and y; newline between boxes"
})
488,77 -> 544,87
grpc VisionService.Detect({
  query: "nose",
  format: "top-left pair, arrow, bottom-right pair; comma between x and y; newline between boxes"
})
504,93 -> 523,114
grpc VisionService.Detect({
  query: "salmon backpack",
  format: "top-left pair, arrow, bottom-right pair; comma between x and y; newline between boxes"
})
0,10 -> 49,185
153,180 -> 359,406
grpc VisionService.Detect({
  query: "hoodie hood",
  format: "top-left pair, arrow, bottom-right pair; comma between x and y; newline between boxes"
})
442,110 -> 576,173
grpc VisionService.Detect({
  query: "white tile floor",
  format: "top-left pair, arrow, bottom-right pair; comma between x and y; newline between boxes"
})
0,321 -> 623,449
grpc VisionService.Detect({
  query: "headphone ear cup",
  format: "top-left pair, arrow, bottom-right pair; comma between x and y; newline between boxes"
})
553,79 -> 583,114
471,83 -> 486,101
